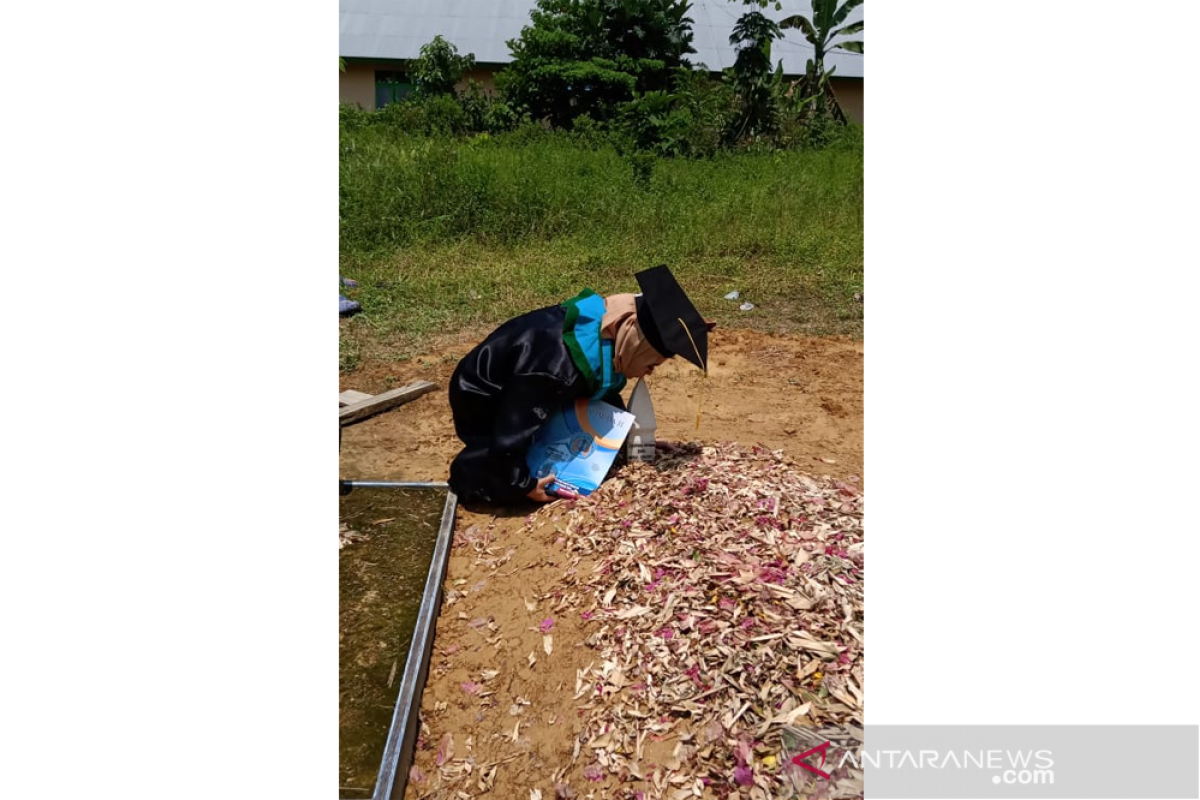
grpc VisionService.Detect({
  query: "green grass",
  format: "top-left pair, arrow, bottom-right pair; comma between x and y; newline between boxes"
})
339,126 -> 862,366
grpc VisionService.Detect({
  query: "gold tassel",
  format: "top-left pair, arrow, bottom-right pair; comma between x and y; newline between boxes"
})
678,317 -> 707,431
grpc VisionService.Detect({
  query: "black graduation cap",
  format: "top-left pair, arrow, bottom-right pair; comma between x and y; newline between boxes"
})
634,265 -> 708,372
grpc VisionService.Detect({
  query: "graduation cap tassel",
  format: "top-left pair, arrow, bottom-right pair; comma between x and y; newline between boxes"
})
678,316 -> 708,431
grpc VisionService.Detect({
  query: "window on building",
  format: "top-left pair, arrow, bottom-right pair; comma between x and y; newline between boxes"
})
375,70 -> 414,109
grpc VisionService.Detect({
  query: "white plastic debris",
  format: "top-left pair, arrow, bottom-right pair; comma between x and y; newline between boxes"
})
739,301 -> 755,312
724,291 -> 740,300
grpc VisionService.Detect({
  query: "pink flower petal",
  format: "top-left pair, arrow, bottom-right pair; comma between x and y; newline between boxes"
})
436,733 -> 453,766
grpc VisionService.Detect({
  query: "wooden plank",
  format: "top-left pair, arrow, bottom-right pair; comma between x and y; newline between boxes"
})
339,389 -> 374,407
338,381 -> 437,426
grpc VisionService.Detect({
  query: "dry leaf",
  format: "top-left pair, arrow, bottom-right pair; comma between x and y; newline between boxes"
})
513,443 -> 863,799
477,765 -> 497,793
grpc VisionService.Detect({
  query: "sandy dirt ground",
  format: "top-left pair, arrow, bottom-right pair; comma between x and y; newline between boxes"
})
338,328 -> 863,799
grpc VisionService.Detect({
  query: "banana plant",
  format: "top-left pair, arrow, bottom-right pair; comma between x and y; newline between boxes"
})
779,0 -> 862,118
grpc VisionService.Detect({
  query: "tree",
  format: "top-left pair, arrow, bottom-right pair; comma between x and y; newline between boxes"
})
498,0 -> 697,128
779,0 -> 863,118
409,35 -> 476,97
727,11 -> 783,140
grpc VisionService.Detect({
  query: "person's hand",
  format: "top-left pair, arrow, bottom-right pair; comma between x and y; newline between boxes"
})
527,474 -> 558,503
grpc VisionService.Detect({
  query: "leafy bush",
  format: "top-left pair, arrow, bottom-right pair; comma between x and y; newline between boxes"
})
409,35 -> 475,97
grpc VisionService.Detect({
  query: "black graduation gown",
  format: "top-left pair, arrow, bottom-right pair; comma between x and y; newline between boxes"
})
448,304 -> 622,505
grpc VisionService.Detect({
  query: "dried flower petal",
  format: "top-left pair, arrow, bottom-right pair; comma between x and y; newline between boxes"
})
436,733 -> 453,766
491,444 -> 862,799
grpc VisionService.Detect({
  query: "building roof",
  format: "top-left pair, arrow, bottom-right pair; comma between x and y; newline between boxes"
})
340,0 -> 864,79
